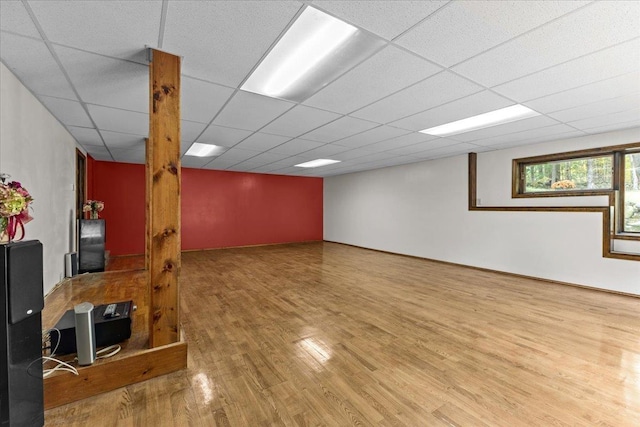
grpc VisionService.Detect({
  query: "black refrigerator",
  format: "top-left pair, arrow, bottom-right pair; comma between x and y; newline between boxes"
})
78,219 -> 106,273
0,240 -> 45,427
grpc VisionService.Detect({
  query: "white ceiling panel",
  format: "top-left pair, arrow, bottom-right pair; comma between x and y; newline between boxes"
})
567,108 -> 640,131
471,123 -> 584,147
0,1 -> 41,39
334,126 -> 410,149
182,120 -> 207,144
213,91 -> 294,131
397,0 -> 588,67
181,156 -> 215,169
84,145 -> 112,161
236,151 -> 289,166
385,138 -> 458,156
196,124 -> 252,147
260,105 -> 341,138
293,144 -> 351,159
486,129 -> 587,150
269,139 -> 324,156
312,1 -> 447,40
29,0 -> 161,61
524,72 -> 640,114
212,148 -> 262,164
67,126 -> 104,147
300,116 -> 378,143
202,159 -> 239,170
364,132 -> 437,153
493,38 -> 640,102
0,33 -> 76,99
352,71 -> 484,123
414,142 -> 480,160
233,133 -> 291,151
303,45 -> 442,114
110,147 -> 146,164
182,77 -> 235,124
39,96 -> 92,128
101,130 -> 145,150
55,46 -> 148,113
163,1 -> 301,86
580,119 -> 640,135
452,1 -> 640,87
87,105 -> 148,135
449,115 -> 561,143
333,150 -> 400,163
390,90 -> 515,131
547,94 -> 640,123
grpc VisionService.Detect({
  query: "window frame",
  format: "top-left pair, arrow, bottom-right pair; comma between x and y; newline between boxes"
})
512,142 -> 640,199
620,148 -> 640,234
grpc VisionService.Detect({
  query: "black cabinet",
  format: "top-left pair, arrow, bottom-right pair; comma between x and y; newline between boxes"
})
78,219 -> 105,273
1,240 -> 45,427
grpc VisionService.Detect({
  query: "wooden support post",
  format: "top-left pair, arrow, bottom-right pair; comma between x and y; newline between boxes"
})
147,49 -> 181,347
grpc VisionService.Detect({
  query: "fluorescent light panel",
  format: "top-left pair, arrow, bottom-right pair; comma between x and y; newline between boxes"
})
241,7 -> 385,103
420,104 -> 541,137
185,143 -> 226,157
295,159 -> 341,168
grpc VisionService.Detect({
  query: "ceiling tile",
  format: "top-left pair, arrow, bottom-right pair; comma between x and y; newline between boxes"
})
211,147 -> 262,165
233,133 -> 291,151
334,125 -> 410,149
0,1 -> 41,39
364,132 -> 437,152
390,90 -> 514,131
163,1 -> 301,86
312,1 -> 447,40
581,119 -> 640,135
110,147 -> 145,164
88,105 -> 148,135
471,123 -> 583,147
414,142 -> 479,160
38,96 -> 92,127
303,45 -> 442,114
493,38 -> 640,102
235,151 -> 289,166
260,105 -> 341,138
84,145 -> 112,161
452,1 -> 640,87
449,115 -> 561,143
294,144 -> 351,159
567,108 -> 640,131
301,115 -> 379,142
524,71 -> 640,114
485,129 -> 586,150
397,0 -> 588,67
67,126 -> 103,147
182,120 -> 207,144
268,139 -> 324,156
101,130 -> 145,149
197,124 -> 253,147
385,138 -> 458,156
182,77 -> 235,124
181,156 -> 215,168
29,0 -> 161,61
55,46 -> 148,113
351,71 -> 484,123
213,91 -> 294,131
547,94 -> 640,123
0,33 -> 76,99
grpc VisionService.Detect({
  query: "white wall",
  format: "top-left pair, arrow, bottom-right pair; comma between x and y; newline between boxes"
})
324,128 -> 640,295
0,62 -> 77,295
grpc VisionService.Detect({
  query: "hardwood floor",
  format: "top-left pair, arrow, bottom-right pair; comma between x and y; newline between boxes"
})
45,242 -> 640,426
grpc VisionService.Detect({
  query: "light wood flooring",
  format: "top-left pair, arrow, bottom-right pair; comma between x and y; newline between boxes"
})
45,242 -> 640,426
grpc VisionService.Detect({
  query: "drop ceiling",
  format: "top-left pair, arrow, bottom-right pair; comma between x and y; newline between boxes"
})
1,0 -> 639,177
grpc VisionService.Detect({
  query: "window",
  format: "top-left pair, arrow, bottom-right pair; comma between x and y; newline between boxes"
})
521,155 -> 613,194
623,152 -> 640,232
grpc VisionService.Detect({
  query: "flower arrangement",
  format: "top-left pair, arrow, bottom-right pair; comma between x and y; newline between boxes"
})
0,176 -> 34,242
83,200 -> 104,219
551,180 -> 576,190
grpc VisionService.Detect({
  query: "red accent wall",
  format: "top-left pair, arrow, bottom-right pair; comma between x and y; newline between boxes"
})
89,161 -> 323,256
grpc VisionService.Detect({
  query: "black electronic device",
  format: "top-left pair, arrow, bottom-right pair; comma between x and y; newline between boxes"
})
50,301 -> 133,355
1,240 -> 45,427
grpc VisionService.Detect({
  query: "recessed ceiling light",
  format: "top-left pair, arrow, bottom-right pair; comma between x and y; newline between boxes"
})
295,159 -> 341,168
185,143 -> 226,157
420,104 -> 541,137
241,6 -> 385,102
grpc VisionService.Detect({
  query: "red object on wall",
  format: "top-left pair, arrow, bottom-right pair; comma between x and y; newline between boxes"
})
88,161 -> 323,256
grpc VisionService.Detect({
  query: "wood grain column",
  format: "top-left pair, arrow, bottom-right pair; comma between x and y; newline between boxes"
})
147,49 -> 181,347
